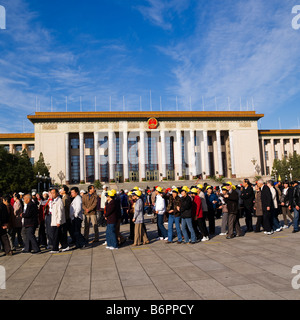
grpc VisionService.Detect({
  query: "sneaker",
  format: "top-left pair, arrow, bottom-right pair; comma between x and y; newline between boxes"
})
202,236 -> 209,241
109,247 -> 118,250
102,241 -> 107,246
50,251 -> 60,254
266,231 -> 274,235
219,233 -> 227,236
61,246 -> 70,252
106,246 -> 113,249
156,237 -> 163,240
164,237 -> 168,241
283,225 -> 289,229
275,228 -> 282,232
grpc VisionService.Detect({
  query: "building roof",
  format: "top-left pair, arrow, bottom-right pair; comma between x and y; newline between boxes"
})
27,111 -> 264,123
259,130 -> 300,136
0,133 -> 35,141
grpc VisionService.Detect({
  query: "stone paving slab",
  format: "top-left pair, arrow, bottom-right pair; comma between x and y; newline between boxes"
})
0,216 -> 300,300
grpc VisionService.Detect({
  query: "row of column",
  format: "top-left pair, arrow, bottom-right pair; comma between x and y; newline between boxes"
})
65,130 -> 236,183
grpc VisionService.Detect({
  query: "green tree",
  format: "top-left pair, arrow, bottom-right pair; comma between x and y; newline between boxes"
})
272,153 -> 300,181
33,152 -> 50,177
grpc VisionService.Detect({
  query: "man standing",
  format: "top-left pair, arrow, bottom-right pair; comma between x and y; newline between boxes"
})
61,185 -> 74,244
70,187 -> 86,249
240,179 -> 255,233
224,182 -> 243,239
292,181 -> 300,233
154,187 -> 168,240
99,185 -> 108,227
22,194 -> 40,254
50,188 -> 69,253
0,199 -> 12,256
257,179 -> 273,235
82,185 -> 99,243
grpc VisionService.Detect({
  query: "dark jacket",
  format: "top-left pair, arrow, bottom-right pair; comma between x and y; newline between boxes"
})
261,185 -> 273,212
104,199 -> 117,224
240,186 -> 255,210
280,188 -> 293,207
293,185 -> 300,208
0,202 -> 9,227
166,195 -> 181,217
179,195 -> 192,219
23,201 -> 39,228
224,190 -> 239,214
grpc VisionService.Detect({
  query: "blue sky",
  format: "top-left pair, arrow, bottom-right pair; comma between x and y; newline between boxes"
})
0,0 -> 300,132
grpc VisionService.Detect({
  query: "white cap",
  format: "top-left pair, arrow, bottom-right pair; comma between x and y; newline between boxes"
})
19,192 -> 24,195
42,191 -> 48,195
32,192 -> 36,196
80,190 -> 86,194
124,189 -> 128,193
103,185 -> 108,189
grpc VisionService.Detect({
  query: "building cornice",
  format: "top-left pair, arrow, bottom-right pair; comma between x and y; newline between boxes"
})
0,133 -> 35,141
259,130 -> 300,136
27,111 -> 264,124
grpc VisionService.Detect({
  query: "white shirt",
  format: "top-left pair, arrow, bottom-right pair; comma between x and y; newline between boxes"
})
155,194 -> 165,215
270,187 -> 278,209
70,195 -> 83,220
100,190 -> 107,209
51,196 -> 66,226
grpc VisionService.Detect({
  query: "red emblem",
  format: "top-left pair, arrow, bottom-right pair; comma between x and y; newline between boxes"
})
148,118 -> 158,129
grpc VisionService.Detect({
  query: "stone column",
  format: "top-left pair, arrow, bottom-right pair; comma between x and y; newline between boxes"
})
108,131 -> 115,182
203,130 -> 210,178
140,130 -> 146,181
190,130 -> 197,178
176,130 -> 183,179
79,132 -> 85,184
65,133 -> 70,184
280,138 -> 285,160
290,138 -> 294,156
216,130 -> 224,177
94,132 -> 99,182
123,130 -> 129,182
161,130 -> 167,180
229,130 -> 236,178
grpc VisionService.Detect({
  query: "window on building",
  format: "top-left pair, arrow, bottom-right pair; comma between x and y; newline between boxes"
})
265,151 -> 269,161
128,138 -> 139,173
221,136 -> 225,146
3,145 -> 9,152
274,151 -> 278,160
15,145 -> 22,152
71,138 -> 79,149
85,138 -> 94,149
100,137 -> 109,182
115,136 -> 123,175
208,136 -> 213,146
85,155 -> 94,183
30,158 -> 34,165
28,145 -> 35,151
166,136 -> 174,172
146,136 -> 158,172
266,166 -> 270,175
71,155 -> 80,184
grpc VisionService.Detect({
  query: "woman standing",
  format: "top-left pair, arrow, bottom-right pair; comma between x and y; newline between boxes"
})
132,190 -> 149,246
280,181 -> 294,228
104,190 -> 118,250
12,193 -> 24,248
254,184 -> 263,232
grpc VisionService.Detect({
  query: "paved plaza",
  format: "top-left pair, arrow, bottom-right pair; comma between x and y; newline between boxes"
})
0,217 -> 300,300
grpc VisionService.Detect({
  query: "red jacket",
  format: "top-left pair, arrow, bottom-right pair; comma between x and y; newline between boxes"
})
192,195 -> 203,219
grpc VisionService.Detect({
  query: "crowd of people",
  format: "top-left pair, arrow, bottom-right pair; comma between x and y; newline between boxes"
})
0,178 -> 300,255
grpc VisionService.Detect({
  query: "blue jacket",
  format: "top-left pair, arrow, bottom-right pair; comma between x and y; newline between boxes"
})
205,193 -> 219,211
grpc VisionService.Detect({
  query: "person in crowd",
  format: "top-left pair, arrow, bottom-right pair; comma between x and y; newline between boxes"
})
50,188 -> 69,254
267,180 -> 282,232
280,180 -> 294,228
12,193 -> 24,248
257,179 -> 273,235
292,181 -> 300,233
82,185 -> 99,244
44,191 -> 54,250
223,182 -> 243,239
219,186 -> 229,236
154,187 -> 168,241
113,189 -> 126,246
166,188 -> 182,244
0,198 -> 12,256
99,185 -> 108,227
3,195 -> 15,250
21,194 -> 40,254
205,186 -> 219,235
37,193 -> 47,248
240,179 -> 255,233
177,186 -> 196,244
104,190 -> 118,250
70,187 -> 87,249
253,183 -> 263,232
132,190 -> 149,246
61,185 -> 74,244
190,188 -> 209,242
127,192 -> 135,241
120,189 -> 129,224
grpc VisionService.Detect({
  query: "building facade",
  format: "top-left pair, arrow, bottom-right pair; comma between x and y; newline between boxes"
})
0,111 -> 299,185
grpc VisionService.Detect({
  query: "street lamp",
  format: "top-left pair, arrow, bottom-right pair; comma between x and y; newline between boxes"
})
36,172 -> 42,194
273,168 -> 278,182
288,166 -> 293,181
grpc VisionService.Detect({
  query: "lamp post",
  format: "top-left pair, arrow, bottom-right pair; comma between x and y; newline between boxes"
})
288,166 -> 293,181
273,168 -> 278,182
36,172 -> 42,194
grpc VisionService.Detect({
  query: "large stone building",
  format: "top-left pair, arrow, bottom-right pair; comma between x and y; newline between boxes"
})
0,111 -> 300,184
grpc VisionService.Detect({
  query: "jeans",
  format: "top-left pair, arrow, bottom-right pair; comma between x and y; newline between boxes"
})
181,218 -> 196,243
157,214 -> 168,239
272,208 -> 281,230
106,223 -> 118,248
71,217 -> 86,248
293,208 -> 299,231
168,215 -> 182,242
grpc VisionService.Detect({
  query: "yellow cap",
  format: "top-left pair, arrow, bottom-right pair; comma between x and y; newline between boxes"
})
191,188 -> 198,194
133,190 -> 142,197
172,188 -> 179,194
181,186 -> 190,193
128,191 -> 132,196
197,184 -> 203,189
107,190 -> 116,197
133,186 -> 139,191
206,185 -> 213,191
156,186 -> 163,193
111,189 -> 117,196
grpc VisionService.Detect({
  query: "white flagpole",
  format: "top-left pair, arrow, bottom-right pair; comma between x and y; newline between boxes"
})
202,96 -> 205,111
252,97 -> 255,111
